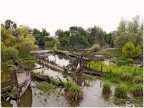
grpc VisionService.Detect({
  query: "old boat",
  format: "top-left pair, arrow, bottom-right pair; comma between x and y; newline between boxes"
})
1,67 -> 32,99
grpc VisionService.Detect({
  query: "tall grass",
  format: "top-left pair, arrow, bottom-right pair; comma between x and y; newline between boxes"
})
34,82 -> 56,94
102,81 -> 111,94
132,84 -> 143,97
115,84 -> 127,98
64,81 -> 83,106
64,81 -> 75,90
133,76 -> 143,84
88,61 -> 143,76
120,73 -> 133,82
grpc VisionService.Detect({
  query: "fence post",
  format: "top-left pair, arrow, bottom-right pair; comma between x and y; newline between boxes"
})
101,64 -> 102,73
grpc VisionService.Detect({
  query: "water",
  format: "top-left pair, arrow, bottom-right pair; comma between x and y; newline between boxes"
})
1,52 -> 143,107
46,53 -> 72,67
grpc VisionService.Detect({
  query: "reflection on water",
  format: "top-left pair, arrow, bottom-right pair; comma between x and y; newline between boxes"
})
34,64 -> 67,81
47,53 -> 72,67
80,80 -> 115,107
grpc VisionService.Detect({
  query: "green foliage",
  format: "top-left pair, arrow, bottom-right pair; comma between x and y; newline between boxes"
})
122,42 -> 134,58
2,44 -> 19,61
64,81 -> 83,106
133,76 -> 143,84
67,85 -> 83,98
1,20 -> 39,67
10,87 -> 17,97
32,28 -> 50,46
41,69 -> 45,73
34,82 -> 56,94
102,81 -> 111,94
114,16 -> 143,49
122,42 -> 142,58
120,73 -> 133,82
89,44 -> 100,52
64,81 -> 75,90
115,84 -> 127,98
45,37 -> 60,47
134,45 -> 142,56
132,84 -> 143,97
64,81 -> 83,104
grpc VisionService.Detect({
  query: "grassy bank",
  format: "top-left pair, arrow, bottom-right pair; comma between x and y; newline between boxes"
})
88,61 -> 143,93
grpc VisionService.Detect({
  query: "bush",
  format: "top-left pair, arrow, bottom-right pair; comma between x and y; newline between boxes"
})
132,84 -> 143,97
115,84 -> 127,98
103,81 -> 111,94
122,42 -> 135,58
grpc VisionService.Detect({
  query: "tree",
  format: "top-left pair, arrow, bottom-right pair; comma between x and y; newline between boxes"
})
1,44 -> 19,61
87,26 -> 106,48
114,16 -> 143,49
32,28 -> 50,46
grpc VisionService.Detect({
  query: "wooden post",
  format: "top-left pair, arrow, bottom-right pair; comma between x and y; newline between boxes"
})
101,64 -> 102,73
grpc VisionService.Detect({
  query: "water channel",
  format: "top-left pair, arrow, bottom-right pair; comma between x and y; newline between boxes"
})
1,52 -> 142,107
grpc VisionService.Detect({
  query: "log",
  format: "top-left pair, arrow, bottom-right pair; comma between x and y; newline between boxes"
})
31,72 -> 63,86
83,70 -> 102,76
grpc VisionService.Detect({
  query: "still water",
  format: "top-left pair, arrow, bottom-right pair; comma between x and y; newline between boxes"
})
1,52 -> 142,107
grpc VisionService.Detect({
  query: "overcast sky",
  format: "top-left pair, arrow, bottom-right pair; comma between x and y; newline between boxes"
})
0,0 -> 143,35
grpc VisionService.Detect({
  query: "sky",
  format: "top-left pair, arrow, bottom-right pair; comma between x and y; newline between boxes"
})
0,0 -> 143,35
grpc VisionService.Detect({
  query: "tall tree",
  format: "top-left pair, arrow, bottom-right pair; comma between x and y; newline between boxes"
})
114,16 -> 143,50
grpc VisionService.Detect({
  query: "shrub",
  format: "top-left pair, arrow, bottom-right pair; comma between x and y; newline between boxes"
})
132,84 -> 143,97
103,81 -> 111,94
115,84 -> 127,98
122,42 -> 135,58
